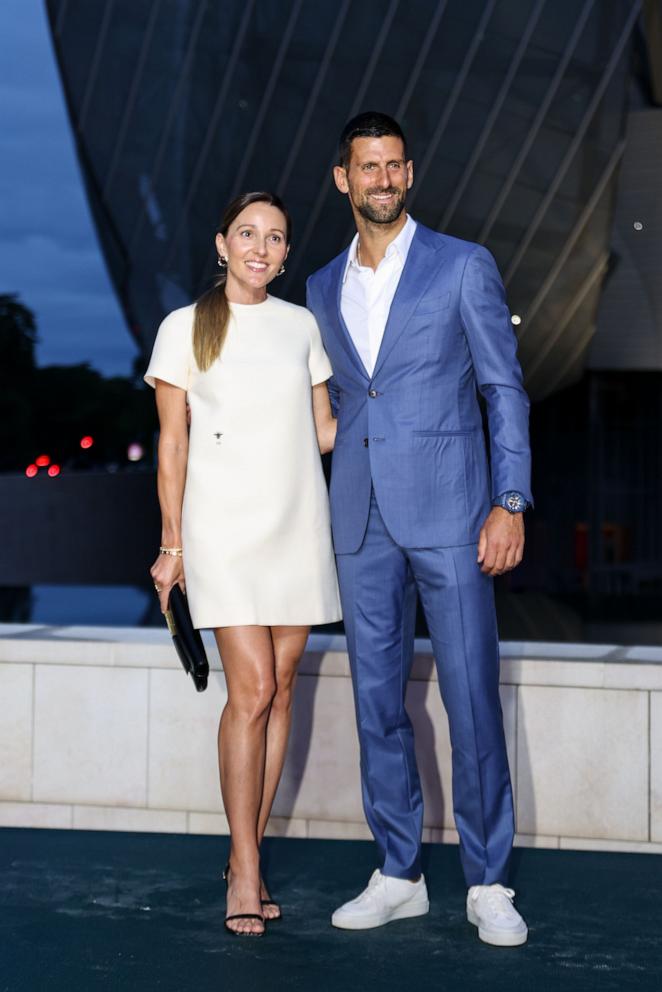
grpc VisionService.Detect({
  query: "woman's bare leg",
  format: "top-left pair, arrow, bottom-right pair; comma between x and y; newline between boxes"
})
215,625 -> 275,935
256,625 -> 309,917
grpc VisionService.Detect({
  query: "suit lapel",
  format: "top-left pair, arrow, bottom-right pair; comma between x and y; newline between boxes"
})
371,226 -> 446,379
323,252 -> 370,380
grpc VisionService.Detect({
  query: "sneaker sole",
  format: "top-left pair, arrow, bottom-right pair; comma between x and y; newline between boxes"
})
332,898 -> 430,931
467,907 -> 528,947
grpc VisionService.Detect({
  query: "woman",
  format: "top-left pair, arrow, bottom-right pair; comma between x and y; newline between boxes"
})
145,191 -> 341,937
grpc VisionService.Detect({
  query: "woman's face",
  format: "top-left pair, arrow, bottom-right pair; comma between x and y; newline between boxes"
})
216,202 -> 289,297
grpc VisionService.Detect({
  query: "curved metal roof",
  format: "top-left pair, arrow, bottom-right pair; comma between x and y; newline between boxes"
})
45,0 -> 641,399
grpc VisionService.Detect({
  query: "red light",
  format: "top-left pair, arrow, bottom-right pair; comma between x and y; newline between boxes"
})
25,464 -> 38,478
36,454 -> 50,467
48,464 -> 61,477
80,436 -> 94,449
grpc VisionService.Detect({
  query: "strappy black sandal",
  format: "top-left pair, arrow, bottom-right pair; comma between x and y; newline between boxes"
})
223,863 -> 265,937
224,912 -> 265,936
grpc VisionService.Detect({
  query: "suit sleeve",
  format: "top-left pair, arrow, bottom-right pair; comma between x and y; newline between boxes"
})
306,276 -> 340,416
459,245 -> 533,505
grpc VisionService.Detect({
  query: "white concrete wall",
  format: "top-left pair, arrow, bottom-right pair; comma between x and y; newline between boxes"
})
1,624 -> 661,853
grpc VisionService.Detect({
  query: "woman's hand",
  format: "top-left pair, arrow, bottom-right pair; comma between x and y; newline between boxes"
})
149,553 -> 185,614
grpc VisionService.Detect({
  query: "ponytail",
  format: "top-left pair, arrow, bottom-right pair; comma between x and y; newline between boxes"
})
193,273 -> 229,372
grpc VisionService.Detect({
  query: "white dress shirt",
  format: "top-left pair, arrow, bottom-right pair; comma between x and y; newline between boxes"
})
340,214 -> 417,376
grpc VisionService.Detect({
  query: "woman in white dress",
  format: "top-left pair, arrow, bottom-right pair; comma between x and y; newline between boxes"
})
146,192 -> 341,937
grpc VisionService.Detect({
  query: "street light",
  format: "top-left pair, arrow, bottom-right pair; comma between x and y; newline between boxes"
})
127,442 -> 144,462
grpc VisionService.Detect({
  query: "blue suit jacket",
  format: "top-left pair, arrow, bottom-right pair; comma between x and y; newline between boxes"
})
306,222 -> 532,554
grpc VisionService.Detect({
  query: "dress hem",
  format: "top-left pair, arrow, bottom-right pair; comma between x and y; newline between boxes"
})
193,612 -> 342,631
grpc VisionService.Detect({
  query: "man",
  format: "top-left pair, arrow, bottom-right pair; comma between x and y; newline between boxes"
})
306,112 -> 532,947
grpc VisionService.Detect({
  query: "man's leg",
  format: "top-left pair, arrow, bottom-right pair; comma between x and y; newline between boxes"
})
408,543 -> 514,886
336,493 -> 422,879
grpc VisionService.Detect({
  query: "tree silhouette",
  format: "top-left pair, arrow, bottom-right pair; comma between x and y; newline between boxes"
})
0,295 -> 38,471
0,294 -> 156,473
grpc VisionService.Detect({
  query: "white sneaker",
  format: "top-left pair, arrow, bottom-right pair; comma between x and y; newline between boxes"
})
331,869 -> 429,930
467,884 -> 528,946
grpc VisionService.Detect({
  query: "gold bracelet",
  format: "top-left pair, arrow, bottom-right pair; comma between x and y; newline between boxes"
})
159,546 -> 183,557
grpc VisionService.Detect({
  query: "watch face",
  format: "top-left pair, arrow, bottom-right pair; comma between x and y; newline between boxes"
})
506,493 -> 525,512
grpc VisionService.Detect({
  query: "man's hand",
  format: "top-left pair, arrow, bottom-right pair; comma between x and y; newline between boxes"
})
477,507 -> 525,576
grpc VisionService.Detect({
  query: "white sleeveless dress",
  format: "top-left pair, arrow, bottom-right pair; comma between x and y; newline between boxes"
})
145,295 -> 341,629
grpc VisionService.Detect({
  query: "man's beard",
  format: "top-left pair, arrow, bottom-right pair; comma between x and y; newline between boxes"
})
355,186 -> 406,224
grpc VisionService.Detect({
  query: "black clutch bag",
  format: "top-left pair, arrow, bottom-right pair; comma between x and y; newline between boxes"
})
164,585 -> 209,692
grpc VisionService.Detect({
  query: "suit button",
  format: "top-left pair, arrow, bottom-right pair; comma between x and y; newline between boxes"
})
368,389 -> 378,398
363,438 -> 369,447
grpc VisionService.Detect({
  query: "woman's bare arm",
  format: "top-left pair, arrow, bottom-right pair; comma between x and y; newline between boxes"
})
149,380 -> 188,612
312,381 -> 337,454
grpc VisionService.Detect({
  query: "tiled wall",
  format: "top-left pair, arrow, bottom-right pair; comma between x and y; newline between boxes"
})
1,626 -> 661,853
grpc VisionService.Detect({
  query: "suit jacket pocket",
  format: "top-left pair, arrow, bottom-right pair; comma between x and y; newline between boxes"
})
412,429 -> 475,437
415,291 -> 451,315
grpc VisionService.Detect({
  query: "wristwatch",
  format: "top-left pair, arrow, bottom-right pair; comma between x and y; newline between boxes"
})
493,491 -> 528,514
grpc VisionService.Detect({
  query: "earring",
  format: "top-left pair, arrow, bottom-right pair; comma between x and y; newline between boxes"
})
217,256 -> 227,268
277,264 -> 286,276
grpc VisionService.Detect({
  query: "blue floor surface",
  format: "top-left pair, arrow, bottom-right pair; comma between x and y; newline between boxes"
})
1,828 -> 660,991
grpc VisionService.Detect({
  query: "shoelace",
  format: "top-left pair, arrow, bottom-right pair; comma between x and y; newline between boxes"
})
356,872 -> 386,904
480,885 -> 516,917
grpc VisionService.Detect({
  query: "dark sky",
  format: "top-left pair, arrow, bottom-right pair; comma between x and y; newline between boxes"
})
0,0 -> 139,377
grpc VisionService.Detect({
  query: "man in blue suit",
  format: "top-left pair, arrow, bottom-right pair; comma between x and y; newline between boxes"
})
306,112 -> 532,946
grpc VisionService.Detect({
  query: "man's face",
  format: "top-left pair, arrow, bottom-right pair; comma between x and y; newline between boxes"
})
334,135 -> 413,224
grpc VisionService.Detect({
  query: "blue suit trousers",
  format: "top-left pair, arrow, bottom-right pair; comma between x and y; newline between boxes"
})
336,491 -> 515,886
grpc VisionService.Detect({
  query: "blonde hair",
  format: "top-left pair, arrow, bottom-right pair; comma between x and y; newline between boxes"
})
193,191 -> 292,372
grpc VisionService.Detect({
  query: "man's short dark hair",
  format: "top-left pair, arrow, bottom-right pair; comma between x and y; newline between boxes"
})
338,111 -> 407,170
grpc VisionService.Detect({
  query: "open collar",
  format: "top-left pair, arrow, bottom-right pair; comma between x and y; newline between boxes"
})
342,214 -> 417,283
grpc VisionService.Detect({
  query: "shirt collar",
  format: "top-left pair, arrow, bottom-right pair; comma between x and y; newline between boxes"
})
343,214 -> 417,282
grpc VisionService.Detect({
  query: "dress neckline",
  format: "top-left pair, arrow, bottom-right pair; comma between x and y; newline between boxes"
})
228,295 -> 271,308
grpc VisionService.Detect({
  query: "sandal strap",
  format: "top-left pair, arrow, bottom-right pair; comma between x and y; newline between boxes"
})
225,914 -> 264,923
